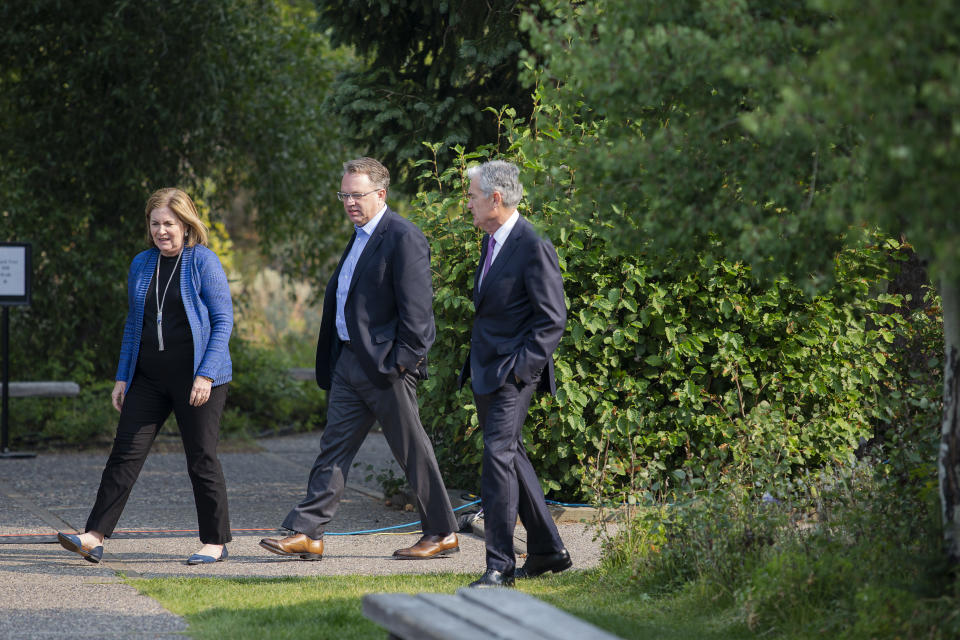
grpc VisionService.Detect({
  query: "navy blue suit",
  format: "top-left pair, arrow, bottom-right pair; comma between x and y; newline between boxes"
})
284,207 -> 457,538
459,215 -> 567,572
316,208 -> 434,389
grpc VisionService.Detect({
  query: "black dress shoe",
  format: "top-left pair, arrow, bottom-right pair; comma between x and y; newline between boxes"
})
515,548 -> 572,578
468,568 -> 515,588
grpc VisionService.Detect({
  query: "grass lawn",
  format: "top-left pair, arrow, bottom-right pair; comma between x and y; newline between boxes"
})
131,569 -> 752,640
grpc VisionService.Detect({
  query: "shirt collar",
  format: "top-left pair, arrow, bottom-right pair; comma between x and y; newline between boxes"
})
492,209 -> 520,246
356,204 -> 388,235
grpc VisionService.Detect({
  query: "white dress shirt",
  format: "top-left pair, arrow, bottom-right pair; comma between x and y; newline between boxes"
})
478,209 -> 520,289
335,205 -> 387,341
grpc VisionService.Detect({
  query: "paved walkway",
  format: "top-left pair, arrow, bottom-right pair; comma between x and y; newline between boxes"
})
0,430 -> 610,639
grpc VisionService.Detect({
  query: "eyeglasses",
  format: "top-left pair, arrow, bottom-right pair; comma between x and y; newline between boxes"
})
336,189 -> 380,202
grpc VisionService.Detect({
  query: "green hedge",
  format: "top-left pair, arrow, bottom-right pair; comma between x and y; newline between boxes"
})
221,337 -> 325,438
409,141 -> 936,503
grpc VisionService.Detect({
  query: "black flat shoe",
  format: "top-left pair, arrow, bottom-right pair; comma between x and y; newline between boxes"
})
468,568 -> 515,588
516,548 -> 572,578
57,532 -> 103,564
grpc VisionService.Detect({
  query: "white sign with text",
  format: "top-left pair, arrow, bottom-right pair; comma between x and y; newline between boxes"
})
0,246 -> 27,297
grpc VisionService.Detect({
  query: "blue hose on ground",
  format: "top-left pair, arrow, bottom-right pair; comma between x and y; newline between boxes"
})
326,499 -> 482,536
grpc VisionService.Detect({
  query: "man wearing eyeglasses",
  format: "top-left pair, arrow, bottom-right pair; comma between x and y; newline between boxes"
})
260,157 -> 459,561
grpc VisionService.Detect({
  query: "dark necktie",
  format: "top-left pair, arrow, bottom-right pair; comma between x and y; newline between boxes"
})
480,235 -> 496,284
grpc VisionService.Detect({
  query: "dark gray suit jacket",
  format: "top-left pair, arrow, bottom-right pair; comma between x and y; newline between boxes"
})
315,207 -> 435,390
459,216 -> 566,395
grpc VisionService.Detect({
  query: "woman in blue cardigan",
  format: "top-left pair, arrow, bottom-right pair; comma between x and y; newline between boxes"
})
58,188 -> 234,565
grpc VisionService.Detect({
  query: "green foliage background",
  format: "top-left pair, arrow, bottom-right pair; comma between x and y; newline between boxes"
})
2,0 -> 950,634
0,1 -> 946,512
519,0 -> 846,284
411,107 -> 941,502
0,1 -> 346,441
522,0 -> 960,280
317,0 -> 546,181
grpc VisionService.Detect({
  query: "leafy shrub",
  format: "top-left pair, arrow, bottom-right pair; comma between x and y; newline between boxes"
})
603,487 -> 787,597
601,457 -> 957,638
737,465 -> 953,638
409,123 -> 933,502
10,379 -> 118,449
220,337 -> 325,438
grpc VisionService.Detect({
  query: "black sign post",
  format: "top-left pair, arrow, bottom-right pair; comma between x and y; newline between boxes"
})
0,242 -> 35,458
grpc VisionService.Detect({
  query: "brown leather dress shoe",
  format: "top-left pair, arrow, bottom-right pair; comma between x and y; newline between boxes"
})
393,533 -> 459,559
259,533 -> 324,560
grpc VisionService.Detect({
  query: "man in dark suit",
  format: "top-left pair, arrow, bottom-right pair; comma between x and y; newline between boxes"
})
261,157 -> 459,560
458,160 -> 572,587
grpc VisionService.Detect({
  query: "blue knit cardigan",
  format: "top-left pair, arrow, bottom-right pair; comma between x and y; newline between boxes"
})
115,245 -> 233,389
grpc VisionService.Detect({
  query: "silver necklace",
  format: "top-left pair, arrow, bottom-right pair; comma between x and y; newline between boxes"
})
155,250 -> 183,352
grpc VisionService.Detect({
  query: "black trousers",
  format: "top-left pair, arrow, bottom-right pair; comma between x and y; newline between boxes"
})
283,344 -> 457,538
85,353 -> 231,544
475,376 -> 565,573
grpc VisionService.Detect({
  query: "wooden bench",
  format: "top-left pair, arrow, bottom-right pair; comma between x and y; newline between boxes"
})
287,367 -> 314,381
1,382 -> 80,398
363,587 -> 623,640
1,382 -> 79,456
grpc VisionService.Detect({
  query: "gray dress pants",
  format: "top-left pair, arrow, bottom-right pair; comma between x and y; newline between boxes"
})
282,345 -> 457,538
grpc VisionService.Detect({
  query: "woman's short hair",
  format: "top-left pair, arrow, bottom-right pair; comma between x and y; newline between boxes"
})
343,157 -> 390,191
144,188 -> 209,248
466,160 -> 523,208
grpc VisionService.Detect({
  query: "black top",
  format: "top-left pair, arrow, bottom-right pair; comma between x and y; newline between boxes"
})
140,254 -> 193,359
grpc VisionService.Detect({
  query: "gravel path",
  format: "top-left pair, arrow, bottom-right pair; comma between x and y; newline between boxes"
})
0,430 -> 610,638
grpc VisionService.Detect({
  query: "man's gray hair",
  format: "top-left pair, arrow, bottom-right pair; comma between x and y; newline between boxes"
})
466,160 -> 523,208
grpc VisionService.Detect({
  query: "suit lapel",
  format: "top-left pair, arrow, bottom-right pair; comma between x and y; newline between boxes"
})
475,217 -> 527,307
347,208 -> 390,296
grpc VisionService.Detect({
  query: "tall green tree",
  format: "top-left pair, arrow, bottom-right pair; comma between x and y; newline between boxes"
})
317,0 -> 546,182
0,0 -> 348,380
524,0 -> 959,560
776,0 -> 960,565
522,0 -> 842,284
